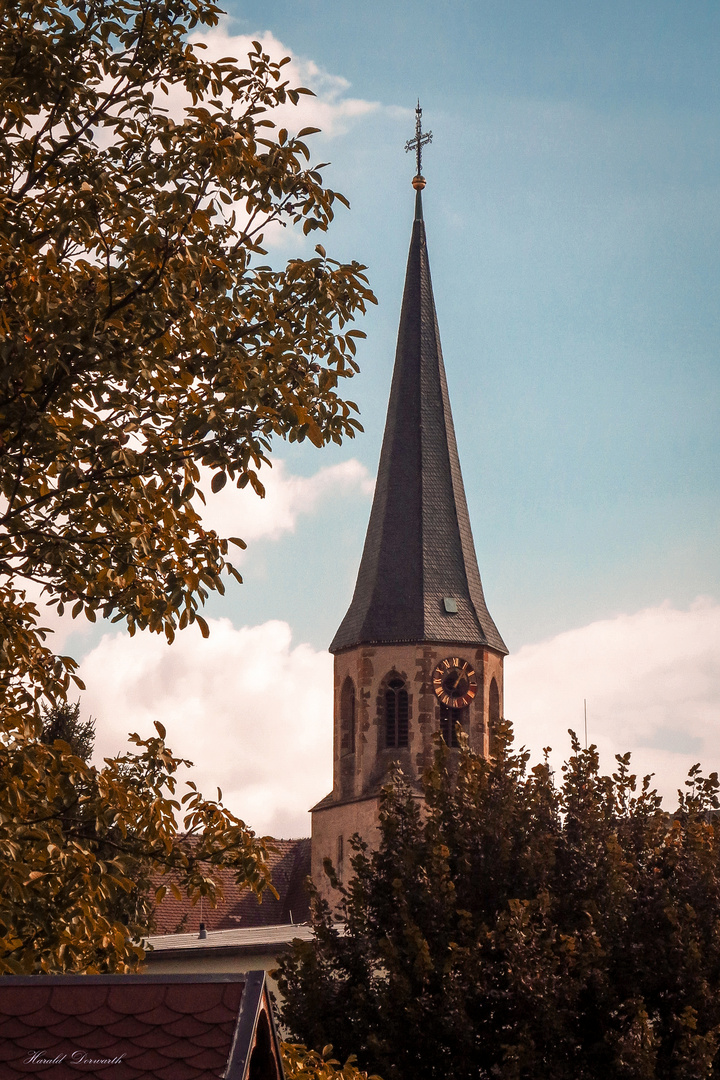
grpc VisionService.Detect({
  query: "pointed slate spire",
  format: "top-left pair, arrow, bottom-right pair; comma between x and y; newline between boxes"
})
330,188 -> 507,655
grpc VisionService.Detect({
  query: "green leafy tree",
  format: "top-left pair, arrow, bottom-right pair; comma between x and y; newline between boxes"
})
0,716 -> 277,973
0,0 -> 375,723
281,1043 -> 382,1080
0,0 -> 374,972
277,727 -> 720,1080
40,701 -> 96,760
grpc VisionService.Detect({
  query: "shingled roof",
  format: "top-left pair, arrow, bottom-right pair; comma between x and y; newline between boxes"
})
153,838 -> 311,936
330,189 -> 507,655
0,972 -> 283,1080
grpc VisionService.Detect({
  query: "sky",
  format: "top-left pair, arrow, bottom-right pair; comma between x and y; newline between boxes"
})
53,0 -> 720,836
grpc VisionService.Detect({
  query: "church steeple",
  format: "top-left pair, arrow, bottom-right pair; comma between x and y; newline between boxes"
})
311,116 -> 507,903
330,183 -> 506,656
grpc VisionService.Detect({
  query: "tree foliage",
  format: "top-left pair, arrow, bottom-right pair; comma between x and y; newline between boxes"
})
0,713 -> 276,973
277,726 -> 720,1080
281,1043 -> 382,1080
40,700 -> 96,761
0,0 -> 375,722
0,0 -> 375,969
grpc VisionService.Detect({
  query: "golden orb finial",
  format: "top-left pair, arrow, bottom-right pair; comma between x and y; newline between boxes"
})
412,175 -> 426,190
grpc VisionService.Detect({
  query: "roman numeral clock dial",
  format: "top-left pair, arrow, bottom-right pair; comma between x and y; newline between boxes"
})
432,657 -> 478,708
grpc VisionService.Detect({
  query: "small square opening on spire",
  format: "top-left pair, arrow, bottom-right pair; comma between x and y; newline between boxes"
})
443,597 -> 458,614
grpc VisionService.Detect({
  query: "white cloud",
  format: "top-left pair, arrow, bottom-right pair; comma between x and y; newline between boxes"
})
152,22 -> 386,153
77,598 -> 720,844
198,457 -> 374,544
506,598 -> 720,808
83,618 -> 332,838
189,25 -> 383,138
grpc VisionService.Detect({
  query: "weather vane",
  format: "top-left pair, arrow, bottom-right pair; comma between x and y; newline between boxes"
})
405,100 -> 432,189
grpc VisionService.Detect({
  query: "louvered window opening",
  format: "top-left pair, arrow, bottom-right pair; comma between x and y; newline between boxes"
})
341,678 -> 356,757
440,704 -> 465,748
489,676 -> 501,754
385,678 -> 409,747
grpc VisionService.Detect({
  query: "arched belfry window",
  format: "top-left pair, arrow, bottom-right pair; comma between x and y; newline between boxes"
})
489,677 -> 500,754
440,704 -> 465,748
340,677 -> 356,757
385,675 -> 409,748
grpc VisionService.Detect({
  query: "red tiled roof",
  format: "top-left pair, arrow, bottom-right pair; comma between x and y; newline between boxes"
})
0,973 -> 281,1080
153,838 -> 311,936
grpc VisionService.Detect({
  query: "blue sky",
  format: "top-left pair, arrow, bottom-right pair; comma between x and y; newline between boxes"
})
204,0 -> 720,650
60,1 -> 720,834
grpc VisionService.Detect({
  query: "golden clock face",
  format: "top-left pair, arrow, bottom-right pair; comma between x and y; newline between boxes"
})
432,657 -> 477,708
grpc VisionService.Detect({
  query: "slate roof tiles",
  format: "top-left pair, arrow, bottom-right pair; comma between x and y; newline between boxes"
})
330,188 -> 506,656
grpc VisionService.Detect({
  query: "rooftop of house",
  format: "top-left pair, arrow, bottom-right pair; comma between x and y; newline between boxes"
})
152,837 -> 311,937
0,972 -> 282,1080
145,922 -> 314,958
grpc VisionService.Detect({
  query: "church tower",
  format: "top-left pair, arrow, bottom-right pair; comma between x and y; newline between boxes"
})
311,108 -> 507,898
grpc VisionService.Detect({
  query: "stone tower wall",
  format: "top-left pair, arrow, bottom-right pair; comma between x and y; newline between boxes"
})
332,641 -> 504,800
311,642 -> 504,907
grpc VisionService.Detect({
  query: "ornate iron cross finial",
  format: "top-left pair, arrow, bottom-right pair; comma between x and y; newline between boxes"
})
405,100 -> 432,187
